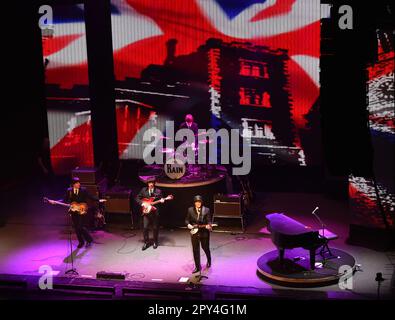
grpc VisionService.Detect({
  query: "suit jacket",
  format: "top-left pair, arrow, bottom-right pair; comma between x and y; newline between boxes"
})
179,122 -> 198,136
64,187 -> 98,204
185,206 -> 212,226
180,122 -> 199,147
136,187 -> 164,214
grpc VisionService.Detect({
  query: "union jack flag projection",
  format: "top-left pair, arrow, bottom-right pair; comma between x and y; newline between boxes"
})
43,0 -> 321,171
42,4 -> 94,174
349,30 -> 395,229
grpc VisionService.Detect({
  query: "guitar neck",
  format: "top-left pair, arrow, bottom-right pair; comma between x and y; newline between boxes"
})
48,200 -> 70,207
150,197 -> 171,206
195,223 -> 217,228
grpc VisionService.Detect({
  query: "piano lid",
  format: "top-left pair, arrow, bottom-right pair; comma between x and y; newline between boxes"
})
266,213 -> 315,236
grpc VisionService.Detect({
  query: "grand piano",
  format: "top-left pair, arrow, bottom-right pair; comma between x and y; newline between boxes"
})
266,213 -> 326,270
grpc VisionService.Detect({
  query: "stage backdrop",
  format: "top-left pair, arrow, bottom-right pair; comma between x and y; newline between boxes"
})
41,4 -> 94,175
41,1 -> 321,172
110,0 -> 321,167
349,28 -> 395,229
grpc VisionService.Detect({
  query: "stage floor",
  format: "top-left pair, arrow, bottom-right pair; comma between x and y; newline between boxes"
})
0,191 -> 394,299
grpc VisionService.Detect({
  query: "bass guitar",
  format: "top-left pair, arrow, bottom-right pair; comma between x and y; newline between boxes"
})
44,197 -> 88,215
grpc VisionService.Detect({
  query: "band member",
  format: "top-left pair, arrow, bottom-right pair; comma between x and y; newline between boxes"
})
179,114 -> 198,136
186,195 -> 212,273
136,178 -> 164,250
179,114 -> 199,158
48,177 -> 105,248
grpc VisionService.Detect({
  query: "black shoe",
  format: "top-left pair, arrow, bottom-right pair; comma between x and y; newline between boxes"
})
192,267 -> 201,274
77,242 -> 84,248
86,241 -> 92,248
142,243 -> 149,251
206,261 -> 211,268
153,243 -> 158,249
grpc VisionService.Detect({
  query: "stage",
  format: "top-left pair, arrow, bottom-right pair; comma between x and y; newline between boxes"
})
1,188 -> 394,300
138,164 -> 228,227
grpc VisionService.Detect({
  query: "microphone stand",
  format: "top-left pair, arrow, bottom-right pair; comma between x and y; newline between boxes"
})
65,212 -> 78,276
312,209 -> 325,238
312,208 -> 330,264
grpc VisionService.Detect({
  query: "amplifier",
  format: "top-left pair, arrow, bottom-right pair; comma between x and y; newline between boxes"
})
82,184 -> 100,198
214,194 -> 242,217
72,167 -> 102,185
104,186 -> 132,214
214,193 -> 242,203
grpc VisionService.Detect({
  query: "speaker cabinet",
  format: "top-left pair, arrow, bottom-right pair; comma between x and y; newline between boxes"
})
213,194 -> 245,232
72,167 -> 102,185
214,194 -> 242,217
82,184 -> 100,198
104,187 -> 132,214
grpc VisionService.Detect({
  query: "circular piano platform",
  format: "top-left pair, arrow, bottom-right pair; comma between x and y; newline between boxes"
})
257,248 -> 356,287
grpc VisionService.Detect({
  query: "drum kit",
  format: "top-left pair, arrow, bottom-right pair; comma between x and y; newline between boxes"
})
159,132 -> 214,175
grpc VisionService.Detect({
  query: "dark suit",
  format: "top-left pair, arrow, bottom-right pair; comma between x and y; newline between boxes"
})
185,206 -> 212,269
64,187 -> 98,244
179,122 -> 199,158
136,187 -> 163,244
179,121 -> 198,137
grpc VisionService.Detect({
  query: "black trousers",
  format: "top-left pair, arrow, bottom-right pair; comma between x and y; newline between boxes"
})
142,213 -> 159,243
71,212 -> 93,244
191,230 -> 211,269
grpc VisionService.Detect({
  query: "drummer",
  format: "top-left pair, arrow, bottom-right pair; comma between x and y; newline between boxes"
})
179,114 -> 198,140
179,114 -> 199,156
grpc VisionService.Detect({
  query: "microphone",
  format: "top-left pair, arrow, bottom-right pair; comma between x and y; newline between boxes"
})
311,206 -> 324,237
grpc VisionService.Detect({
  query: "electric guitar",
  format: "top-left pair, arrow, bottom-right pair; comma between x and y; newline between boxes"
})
44,197 -> 88,215
190,223 -> 218,235
140,195 -> 174,215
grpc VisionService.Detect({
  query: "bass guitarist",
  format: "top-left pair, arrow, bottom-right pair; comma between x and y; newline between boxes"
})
136,178 -> 164,250
47,177 -> 106,248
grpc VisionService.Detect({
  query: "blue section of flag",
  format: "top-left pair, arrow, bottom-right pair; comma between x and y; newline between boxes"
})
215,0 -> 268,19
53,5 -> 85,24
110,3 -> 121,15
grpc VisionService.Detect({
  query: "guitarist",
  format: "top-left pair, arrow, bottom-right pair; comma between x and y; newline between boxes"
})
185,195 -> 212,273
136,178 -> 164,250
48,177 -> 105,248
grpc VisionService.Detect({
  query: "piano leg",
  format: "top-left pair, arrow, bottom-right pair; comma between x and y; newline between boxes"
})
278,248 -> 285,265
309,249 -> 316,270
